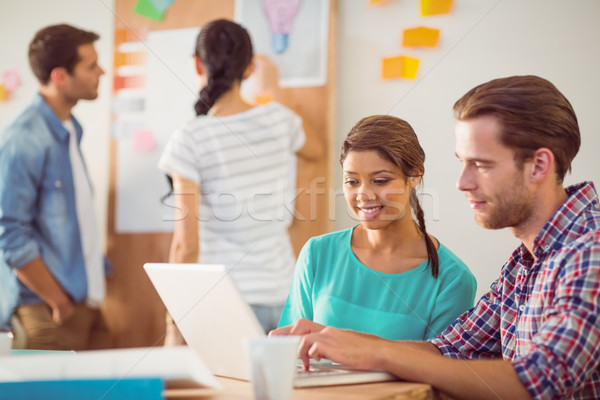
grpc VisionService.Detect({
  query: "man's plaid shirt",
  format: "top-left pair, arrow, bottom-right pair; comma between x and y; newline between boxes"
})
430,181 -> 600,399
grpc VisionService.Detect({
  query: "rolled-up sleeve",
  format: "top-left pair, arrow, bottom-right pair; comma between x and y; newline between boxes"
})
0,132 -> 42,269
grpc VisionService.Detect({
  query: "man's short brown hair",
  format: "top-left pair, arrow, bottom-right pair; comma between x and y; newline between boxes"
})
28,24 -> 99,85
453,75 -> 580,182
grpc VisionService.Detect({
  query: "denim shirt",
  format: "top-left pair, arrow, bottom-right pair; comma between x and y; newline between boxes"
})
0,93 -> 91,311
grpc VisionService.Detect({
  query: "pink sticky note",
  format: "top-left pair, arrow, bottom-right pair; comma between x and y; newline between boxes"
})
133,129 -> 156,152
2,70 -> 20,92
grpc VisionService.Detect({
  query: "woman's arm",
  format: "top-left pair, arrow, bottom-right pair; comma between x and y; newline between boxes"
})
164,174 -> 199,346
168,174 -> 200,263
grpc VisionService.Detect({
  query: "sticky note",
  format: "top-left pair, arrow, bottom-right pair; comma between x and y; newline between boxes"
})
402,27 -> 440,48
421,0 -> 453,16
368,0 -> 387,5
113,75 -> 145,91
381,55 -> 420,80
0,84 -> 7,102
255,95 -> 273,105
114,52 -> 147,68
134,0 -> 165,21
133,129 -> 156,152
2,70 -> 20,92
149,0 -> 175,14
113,96 -> 145,113
112,119 -> 144,139
114,28 -> 148,45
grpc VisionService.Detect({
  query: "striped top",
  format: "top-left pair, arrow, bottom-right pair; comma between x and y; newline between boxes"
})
158,102 -> 305,305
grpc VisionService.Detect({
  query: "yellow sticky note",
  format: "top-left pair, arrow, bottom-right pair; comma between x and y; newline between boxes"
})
0,84 -> 7,102
402,27 -> 440,48
421,0 -> 453,16
381,55 -> 420,80
255,94 -> 273,105
368,0 -> 387,5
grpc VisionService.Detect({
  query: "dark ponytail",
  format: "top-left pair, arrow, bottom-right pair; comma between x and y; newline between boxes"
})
410,188 -> 439,277
193,19 -> 254,116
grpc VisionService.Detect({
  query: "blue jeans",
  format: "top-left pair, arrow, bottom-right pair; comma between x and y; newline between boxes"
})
250,304 -> 284,334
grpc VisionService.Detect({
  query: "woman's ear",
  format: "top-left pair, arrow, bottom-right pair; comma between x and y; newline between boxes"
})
410,175 -> 421,188
194,56 -> 203,76
242,61 -> 255,80
409,170 -> 423,188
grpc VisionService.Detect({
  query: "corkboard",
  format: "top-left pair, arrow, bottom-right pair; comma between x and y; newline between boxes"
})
104,0 -> 337,347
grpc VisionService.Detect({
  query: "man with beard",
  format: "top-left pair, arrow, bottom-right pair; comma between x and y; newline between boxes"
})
272,75 -> 600,399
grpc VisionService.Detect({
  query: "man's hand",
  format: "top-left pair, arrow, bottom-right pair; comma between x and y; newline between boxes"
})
15,257 -> 76,325
51,298 -> 75,325
297,326 -> 387,371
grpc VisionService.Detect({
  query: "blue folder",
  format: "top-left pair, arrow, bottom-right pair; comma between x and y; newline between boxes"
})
0,377 -> 164,400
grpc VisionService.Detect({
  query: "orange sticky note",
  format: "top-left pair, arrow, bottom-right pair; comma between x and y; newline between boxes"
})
368,0 -> 387,5
114,28 -> 148,45
402,27 -> 440,48
255,94 -> 273,105
421,0 -> 453,16
114,52 -> 147,68
0,84 -> 7,102
381,55 -> 420,80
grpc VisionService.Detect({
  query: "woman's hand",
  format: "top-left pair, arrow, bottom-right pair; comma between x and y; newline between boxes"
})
268,318 -> 325,337
253,54 -> 281,100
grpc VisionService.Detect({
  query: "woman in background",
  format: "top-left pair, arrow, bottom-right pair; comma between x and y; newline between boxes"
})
158,19 -> 321,343
275,115 -> 476,340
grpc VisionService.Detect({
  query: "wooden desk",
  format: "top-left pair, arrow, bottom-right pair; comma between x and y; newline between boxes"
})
166,376 -> 436,400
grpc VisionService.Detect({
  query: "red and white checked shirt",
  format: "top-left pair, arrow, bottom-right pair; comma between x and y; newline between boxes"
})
430,181 -> 600,399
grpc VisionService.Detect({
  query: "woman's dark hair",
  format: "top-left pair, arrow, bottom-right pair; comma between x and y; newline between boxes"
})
194,19 -> 254,116
29,24 -> 99,84
340,115 -> 439,278
163,19 -> 254,199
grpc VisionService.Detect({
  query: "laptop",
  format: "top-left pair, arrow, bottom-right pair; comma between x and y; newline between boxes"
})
144,263 -> 397,387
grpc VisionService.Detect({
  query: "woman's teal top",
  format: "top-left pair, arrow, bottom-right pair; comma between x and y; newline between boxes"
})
279,227 -> 477,340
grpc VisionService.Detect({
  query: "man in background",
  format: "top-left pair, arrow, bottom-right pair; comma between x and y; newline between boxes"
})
0,24 -> 111,350
274,75 -> 600,399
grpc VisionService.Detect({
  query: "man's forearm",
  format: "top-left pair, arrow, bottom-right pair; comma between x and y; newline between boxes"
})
376,341 -> 531,400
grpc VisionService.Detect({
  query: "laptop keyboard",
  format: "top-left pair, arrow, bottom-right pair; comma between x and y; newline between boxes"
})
296,363 -> 353,377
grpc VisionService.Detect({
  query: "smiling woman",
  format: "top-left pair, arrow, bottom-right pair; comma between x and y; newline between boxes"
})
276,115 -> 477,340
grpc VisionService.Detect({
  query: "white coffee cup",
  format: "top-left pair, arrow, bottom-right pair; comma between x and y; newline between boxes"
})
245,336 -> 300,400
0,331 -> 12,356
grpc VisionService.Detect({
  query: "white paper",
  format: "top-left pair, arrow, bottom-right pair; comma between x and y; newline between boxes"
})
0,346 -> 221,389
115,27 -> 198,233
234,0 -> 329,88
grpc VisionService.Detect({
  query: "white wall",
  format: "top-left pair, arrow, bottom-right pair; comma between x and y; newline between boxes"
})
2,1 -> 599,300
335,0 -> 600,299
0,0 -> 114,251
